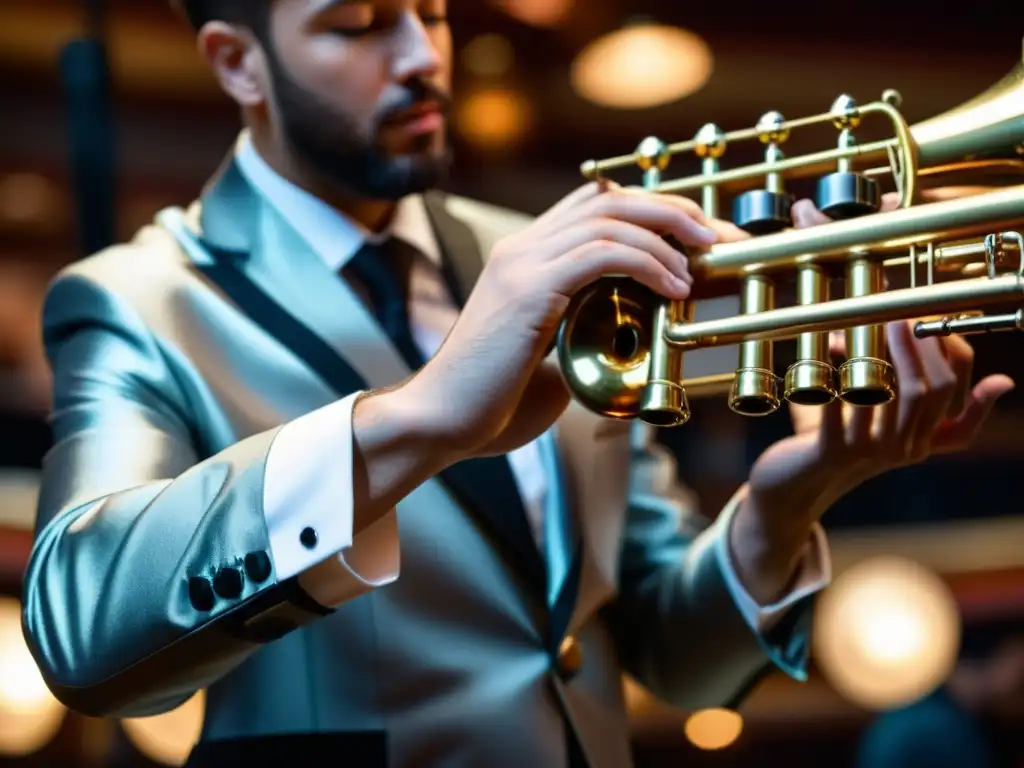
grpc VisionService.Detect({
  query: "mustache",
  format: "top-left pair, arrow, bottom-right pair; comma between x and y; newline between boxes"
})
378,79 -> 452,122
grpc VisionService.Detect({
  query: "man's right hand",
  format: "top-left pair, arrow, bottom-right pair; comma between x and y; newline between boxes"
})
400,181 -> 749,460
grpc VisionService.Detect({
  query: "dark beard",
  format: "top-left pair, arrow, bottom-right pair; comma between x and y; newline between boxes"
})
264,48 -> 453,201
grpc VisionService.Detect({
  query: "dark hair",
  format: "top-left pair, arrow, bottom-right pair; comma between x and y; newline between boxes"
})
171,0 -> 270,33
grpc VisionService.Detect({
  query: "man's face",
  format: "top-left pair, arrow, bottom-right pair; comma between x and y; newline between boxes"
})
262,0 -> 453,200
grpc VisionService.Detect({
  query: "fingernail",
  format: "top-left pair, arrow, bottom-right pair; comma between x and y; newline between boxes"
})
672,276 -> 691,295
697,224 -> 717,242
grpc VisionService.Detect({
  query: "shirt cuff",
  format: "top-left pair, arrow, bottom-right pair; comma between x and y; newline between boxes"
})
263,391 -> 401,608
713,486 -> 832,636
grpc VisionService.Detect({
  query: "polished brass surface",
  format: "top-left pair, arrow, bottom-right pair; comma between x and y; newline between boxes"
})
730,275 -> 781,415
555,276 -> 658,420
786,265 -> 837,405
639,299 -> 691,426
558,40 -> 1024,424
839,258 -> 895,406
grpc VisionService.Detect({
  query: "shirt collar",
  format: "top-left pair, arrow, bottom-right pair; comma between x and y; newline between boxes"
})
232,130 -> 442,273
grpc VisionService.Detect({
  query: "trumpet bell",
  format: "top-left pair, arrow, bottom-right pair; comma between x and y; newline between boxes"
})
556,276 -> 659,420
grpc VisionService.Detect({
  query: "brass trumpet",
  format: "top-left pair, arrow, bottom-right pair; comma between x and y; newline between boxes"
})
557,41 -> 1024,427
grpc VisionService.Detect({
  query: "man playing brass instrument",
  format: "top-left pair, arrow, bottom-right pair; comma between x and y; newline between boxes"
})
20,1 -> 1014,766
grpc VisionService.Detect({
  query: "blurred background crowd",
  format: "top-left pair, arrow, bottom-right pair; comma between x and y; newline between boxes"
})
0,0 -> 1022,765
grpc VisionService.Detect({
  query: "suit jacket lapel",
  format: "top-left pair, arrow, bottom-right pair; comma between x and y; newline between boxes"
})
197,156 -> 413,389
190,160 -> 549,599
421,190 -> 484,307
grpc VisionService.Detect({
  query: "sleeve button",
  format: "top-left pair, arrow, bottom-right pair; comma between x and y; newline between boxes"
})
213,566 -> 244,599
244,551 -> 273,583
188,576 -> 216,612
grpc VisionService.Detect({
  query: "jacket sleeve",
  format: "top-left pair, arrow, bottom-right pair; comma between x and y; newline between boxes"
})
21,272 -> 396,718
600,425 -> 830,711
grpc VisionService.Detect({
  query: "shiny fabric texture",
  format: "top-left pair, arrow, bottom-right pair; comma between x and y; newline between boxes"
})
21,153 -> 809,768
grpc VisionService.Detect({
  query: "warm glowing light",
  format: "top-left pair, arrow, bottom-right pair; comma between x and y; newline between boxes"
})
814,556 -> 961,711
457,88 -> 531,149
122,691 -> 206,766
622,676 -> 650,715
490,0 -> 572,28
0,173 -> 56,224
571,23 -> 713,110
0,598 -> 66,757
461,34 -> 515,77
684,708 -> 743,750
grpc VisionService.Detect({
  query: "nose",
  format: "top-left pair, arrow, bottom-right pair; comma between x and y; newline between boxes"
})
392,12 -> 444,82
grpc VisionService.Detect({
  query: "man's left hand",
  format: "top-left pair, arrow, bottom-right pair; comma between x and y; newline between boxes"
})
731,194 -> 1015,603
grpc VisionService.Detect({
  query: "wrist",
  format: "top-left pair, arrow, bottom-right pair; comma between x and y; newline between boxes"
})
729,490 -> 817,606
353,382 -> 464,472
349,383 -> 464,530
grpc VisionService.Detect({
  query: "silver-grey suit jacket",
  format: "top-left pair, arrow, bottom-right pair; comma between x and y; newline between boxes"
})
22,153 -> 812,768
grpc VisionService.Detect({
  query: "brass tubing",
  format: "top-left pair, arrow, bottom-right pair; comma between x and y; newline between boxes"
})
839,259 -> 895,405
845,260 -> 885,361
665,275 -> 1024,349
883,238 -> 1022,272
689,186 -> 1024,283
785,266 -> 837,405
729,276 -> 780,415
639,300 -> 691,426
915,309 -> 1024,337
657,140 -> 897,195
796,267 -> 830,362
581,100 -> 906,179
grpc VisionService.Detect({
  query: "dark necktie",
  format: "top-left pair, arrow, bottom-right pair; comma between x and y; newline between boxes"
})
344,237 -> 425,370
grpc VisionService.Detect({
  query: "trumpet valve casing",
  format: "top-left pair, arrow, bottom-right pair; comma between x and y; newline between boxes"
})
560,44 -> 1024,425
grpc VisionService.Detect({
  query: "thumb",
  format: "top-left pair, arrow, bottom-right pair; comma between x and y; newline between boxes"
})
791,199 -> 832,229
828,330 -> 846,359
881,191 -> 901,212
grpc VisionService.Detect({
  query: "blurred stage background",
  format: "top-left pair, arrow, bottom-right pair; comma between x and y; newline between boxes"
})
1,0 -> 1023,765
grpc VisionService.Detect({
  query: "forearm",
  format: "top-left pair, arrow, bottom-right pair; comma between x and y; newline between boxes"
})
608,484 -> 830,709
603,491 -> 778,710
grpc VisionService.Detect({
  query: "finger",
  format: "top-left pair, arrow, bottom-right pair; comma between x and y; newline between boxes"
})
880,192 -> 901,212
906,331 -> 959,459
539,218 -> 692,283
627,190 -> 757,246
881,319 -> 927,451
829,330 -> 846,360
817,397 -> 846,450
572,188 -> 720,247
846,401 -> 876,447
534,181 -> 616,227
620,187 -> 712,225
932,374 -> 1015,453
938,333 -> 974,418
791,199 -> 832,228
554,241 -> 692,301
702,217 -> 752,245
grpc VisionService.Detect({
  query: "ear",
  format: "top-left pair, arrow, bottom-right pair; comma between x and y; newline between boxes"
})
196,21 -> 267,108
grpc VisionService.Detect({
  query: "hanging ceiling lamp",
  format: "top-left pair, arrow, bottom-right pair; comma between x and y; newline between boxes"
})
490,0 -> 572,28
571,20 -> 713,110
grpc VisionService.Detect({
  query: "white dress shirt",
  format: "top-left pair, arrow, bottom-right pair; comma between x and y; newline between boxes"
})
234,132 -> 831,634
